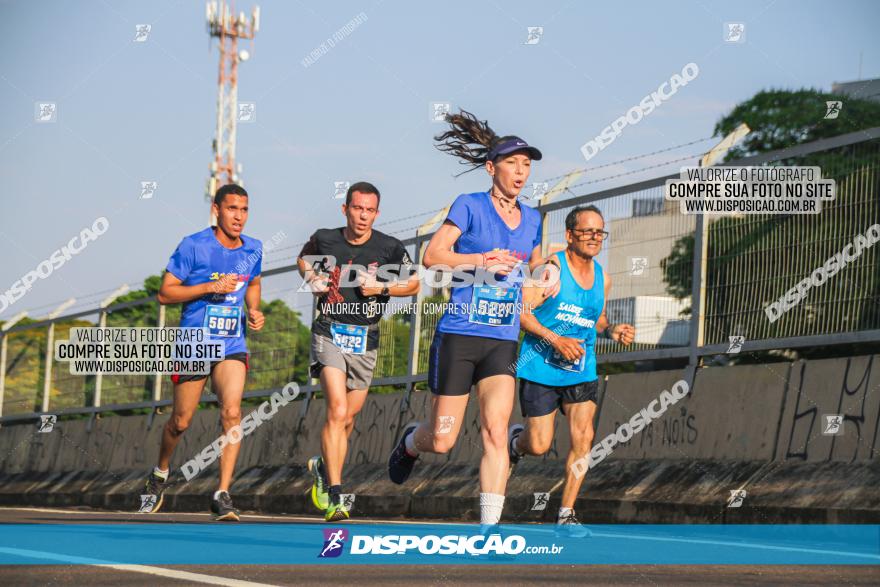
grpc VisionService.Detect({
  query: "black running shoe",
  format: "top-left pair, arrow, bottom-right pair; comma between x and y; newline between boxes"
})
556,510 -> 590,538
507,423 -> 524,473
211,491 -> 241,522
139,471 -> 167,513
388,424 -> 419,485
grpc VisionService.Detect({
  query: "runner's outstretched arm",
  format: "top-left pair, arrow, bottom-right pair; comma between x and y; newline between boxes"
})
424,221 -> 519,274
245,275 -> 264,332
519,279 -> 584,362
157,271 -> 237,305
357,271 -> 421,297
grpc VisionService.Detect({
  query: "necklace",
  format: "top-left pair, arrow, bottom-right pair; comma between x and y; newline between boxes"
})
491,191 -> 519,215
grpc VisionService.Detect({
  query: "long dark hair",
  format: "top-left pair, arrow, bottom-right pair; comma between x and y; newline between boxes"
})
434,109 -> 517,175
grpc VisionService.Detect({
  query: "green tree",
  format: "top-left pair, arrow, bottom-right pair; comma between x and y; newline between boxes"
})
715,88 -> 880,161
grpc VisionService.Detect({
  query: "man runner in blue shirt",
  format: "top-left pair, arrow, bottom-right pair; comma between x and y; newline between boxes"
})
139,183 -> 265,521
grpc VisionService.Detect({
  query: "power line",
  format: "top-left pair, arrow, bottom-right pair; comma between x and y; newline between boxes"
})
563,152 -> 704,192
537,136 -> 715,185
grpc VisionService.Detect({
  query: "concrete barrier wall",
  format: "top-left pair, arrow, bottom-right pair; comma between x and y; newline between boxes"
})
1,354 -> 878,523
594,363 -> 791,462
775,354 -> 880,463
1,355 -> 877,479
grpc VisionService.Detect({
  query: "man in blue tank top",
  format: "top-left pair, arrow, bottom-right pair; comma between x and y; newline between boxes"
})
509,205 -> 635,536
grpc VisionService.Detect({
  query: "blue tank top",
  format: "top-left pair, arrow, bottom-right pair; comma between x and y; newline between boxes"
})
516,250 -> 604,386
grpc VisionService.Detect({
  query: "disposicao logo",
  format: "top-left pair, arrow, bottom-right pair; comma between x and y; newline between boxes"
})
319,528 -> 348,558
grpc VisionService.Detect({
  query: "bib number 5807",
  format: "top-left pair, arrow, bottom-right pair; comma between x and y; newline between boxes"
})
208,316 -> 237,331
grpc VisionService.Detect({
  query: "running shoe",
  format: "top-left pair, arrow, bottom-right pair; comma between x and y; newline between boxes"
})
388,424 -> 419,485
211,491 -> 241,522
308,456 -> 330,511
324,500 -> 350,522
507,423 -> 525,475
139,471 -> 167,513
556,510 -> 590,538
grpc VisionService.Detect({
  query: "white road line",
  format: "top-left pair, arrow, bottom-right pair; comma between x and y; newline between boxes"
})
0,506 -> 467,525
101,565 -> 280,587
0,506 -> 312,522
0,547 -> 279,586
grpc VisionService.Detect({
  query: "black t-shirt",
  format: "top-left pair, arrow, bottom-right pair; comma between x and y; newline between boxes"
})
299,228 -> 412,346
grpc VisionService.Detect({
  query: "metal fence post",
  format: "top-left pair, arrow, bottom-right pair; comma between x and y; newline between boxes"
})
0,334 -> 7,422
152,304 -> 166,404
0,312 -> 28,423
403,235 -> 427,410
93,285 -> 129,411
41,323 -> 55,413
687,127 -> 749,374
300,295 -> 319,422
41,299 -> 75,413
93,309 -> 107,410
689,213 -> 708,369
537,170 -> 584,257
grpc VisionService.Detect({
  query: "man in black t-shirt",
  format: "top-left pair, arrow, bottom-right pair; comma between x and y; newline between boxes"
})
297,181 -> 419,522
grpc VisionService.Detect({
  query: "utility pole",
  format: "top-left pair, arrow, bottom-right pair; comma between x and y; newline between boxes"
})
205,0 -> 259,225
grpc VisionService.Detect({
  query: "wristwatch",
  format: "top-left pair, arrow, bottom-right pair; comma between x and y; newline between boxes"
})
381,285 -> 390,296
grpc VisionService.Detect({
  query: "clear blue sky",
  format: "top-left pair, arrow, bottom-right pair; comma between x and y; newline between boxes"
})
2,0 -> 878,320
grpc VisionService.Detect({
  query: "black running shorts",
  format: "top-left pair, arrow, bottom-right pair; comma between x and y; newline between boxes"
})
170,352 -> 249,385
428,332 -> 518,396
519,378 -> 598,418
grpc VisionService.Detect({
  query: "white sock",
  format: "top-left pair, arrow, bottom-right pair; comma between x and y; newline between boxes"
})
213,490 -> 227,500
404,427 -> 420,457
558,507 -> 573,521
152,467 -> 169,481
479,493 -> 505,525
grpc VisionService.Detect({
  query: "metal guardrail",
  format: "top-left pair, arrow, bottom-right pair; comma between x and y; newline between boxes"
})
1,128 -> 878,424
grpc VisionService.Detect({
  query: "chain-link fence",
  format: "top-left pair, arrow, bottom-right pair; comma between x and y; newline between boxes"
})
1,128 -> 878,422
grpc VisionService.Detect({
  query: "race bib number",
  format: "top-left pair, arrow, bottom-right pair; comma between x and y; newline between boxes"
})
468,286 -> 517,327
545,347 -> 586,373
203,305 -> 241,338
330,322 -> 367,355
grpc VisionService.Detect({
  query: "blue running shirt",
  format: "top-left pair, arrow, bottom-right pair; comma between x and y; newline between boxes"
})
436,191 -> 543,342
165,227 -> 263,356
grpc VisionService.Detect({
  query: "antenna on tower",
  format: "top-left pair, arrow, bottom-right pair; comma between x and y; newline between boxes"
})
205,1 -> 259,225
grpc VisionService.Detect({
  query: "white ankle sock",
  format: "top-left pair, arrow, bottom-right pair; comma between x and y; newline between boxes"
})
213,490 -> 227,500
479,493 -> 505,525
404,427 -> 420,456
153,467 -> 169,480
558,507 -> 573,520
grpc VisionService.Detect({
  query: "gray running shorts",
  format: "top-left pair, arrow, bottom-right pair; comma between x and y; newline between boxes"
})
310,331 -> 378,391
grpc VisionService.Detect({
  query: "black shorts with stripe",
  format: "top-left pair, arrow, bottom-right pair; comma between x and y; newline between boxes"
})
428,332 -> 518,396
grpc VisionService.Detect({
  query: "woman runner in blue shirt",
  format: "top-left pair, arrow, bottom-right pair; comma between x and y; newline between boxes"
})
388,110 -> 554,528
